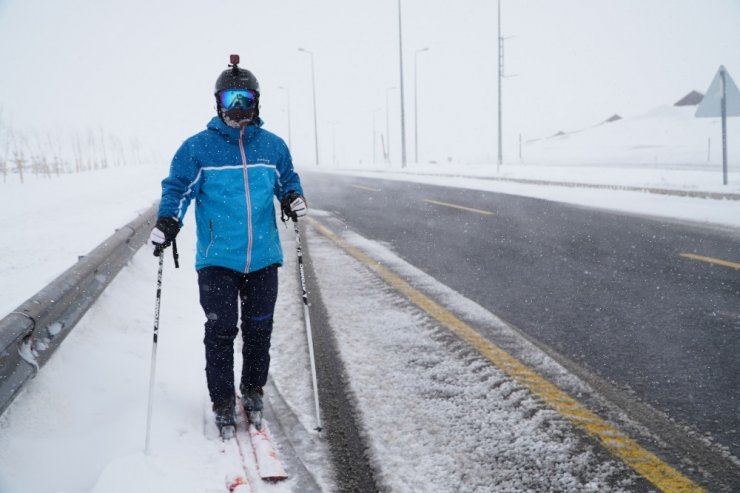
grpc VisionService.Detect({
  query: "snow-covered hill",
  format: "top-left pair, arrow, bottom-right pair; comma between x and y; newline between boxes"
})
523,104 -> 737,167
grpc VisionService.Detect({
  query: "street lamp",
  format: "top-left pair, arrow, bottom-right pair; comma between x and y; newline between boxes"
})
328,121 -> 338,166
385,86 -> 397,164
497,0 -> 502,169
495,0 -> 516,171
414,47 -> 430,164
298,47 -> 320,166
373,107 -> 383,164
277,86 -> 291,149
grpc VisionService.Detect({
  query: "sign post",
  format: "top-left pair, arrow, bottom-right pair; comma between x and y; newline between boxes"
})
696,65 -> 740,185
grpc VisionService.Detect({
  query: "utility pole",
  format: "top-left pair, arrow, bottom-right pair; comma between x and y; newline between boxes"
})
330,121 -> 338,166
519,133 -> 522,163
707,137 -> 711,163
278,86 -> 292,149
497,0 -> 503,170
373,108 -> 383,164
386,86 -> 396,163
720,68 -> 728,185
298,48 -> 320,166
398,0 -> 408,168
414,47 -> 430,164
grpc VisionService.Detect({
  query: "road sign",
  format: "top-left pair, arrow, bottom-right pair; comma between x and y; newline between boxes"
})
696,65 -> 740,118
695,66 -> 739,185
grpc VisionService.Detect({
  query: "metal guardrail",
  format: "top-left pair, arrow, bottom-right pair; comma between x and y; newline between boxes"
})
0,204 -> 158,416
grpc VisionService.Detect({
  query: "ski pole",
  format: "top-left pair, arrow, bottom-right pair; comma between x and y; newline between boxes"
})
145,253 -> 164,454
145,242 -> 178,453
293,218 -> 322,432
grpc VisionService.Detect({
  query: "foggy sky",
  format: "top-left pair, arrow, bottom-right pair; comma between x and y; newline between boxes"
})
0,0 -> 737,167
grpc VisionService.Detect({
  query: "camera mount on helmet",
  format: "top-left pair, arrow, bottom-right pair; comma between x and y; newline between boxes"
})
229,54 -> 240,74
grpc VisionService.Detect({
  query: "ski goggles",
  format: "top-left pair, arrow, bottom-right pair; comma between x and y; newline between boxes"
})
218,89 -> 258,110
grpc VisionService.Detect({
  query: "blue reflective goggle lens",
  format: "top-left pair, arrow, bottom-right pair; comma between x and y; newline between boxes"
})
219,90 -> 257,110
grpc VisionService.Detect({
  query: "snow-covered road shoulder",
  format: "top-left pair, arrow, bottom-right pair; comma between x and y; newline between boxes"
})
302,211 -> 649,491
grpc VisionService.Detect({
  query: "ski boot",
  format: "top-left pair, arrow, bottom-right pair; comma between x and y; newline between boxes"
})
241,385 -> 264,430
213,398 -> 236,440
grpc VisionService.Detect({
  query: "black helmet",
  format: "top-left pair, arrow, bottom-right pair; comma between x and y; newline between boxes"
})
215,54 -> 260,126
214,54 -> 260,95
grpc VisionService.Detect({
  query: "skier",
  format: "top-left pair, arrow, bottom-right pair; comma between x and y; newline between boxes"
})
149,55 -> 307,438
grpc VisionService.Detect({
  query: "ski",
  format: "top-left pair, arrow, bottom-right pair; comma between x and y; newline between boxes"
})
226,475 -> 251,493
236,397 -> 288,481
204,399 -> 254,492
248,419 -> 288,481
226,433 -> 254,493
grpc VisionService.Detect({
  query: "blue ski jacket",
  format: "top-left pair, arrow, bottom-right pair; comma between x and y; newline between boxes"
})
158,116 -> 303,274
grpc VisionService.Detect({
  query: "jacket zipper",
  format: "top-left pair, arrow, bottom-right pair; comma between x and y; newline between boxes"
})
205,220 -> 214,257
239,126 -> 253,273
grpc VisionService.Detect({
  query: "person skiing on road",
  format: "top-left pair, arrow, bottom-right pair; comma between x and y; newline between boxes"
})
149,55 -> 307,438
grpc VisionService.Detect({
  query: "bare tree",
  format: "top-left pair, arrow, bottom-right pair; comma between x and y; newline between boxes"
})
45,130 -> 64,176
71,133 -> 84,173
11,130 -> 28,184
129,137 -> 142,166
13,151 -> 25,184
86,128 -> 98,171
0,115 -> 157,183
98,127 -> 109,169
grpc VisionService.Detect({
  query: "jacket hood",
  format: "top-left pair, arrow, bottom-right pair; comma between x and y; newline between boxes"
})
207,116 -> 264,143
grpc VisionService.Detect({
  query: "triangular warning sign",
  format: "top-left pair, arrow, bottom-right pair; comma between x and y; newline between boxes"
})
695,65 -> 740,118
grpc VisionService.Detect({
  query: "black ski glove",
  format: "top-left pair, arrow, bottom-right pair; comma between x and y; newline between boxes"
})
150,217 -> 180,257
280,190 -> 307,222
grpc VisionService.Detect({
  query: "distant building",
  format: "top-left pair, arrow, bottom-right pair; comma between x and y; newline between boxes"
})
674,90 -> 703,106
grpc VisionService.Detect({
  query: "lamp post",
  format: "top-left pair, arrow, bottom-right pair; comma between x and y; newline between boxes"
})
414,47 -> 429,164
495,1 -> 517,171
277,85 -> 291,149
397,0 -> 408,168
298,48 -> 320,166
373,108 -> 383,164
329,121 -> 338,166
385,86 -> 397,163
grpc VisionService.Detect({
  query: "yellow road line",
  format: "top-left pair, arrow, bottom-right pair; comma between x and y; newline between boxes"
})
307,217 -> 705,493
422,198 -> 494,215
679,253 -> 740,270
351,184 -> 382,192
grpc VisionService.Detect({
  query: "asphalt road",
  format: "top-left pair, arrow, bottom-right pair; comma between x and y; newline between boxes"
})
299,171 -> 740,460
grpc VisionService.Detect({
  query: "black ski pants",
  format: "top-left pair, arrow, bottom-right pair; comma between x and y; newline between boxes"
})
197,264 -> 278,406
